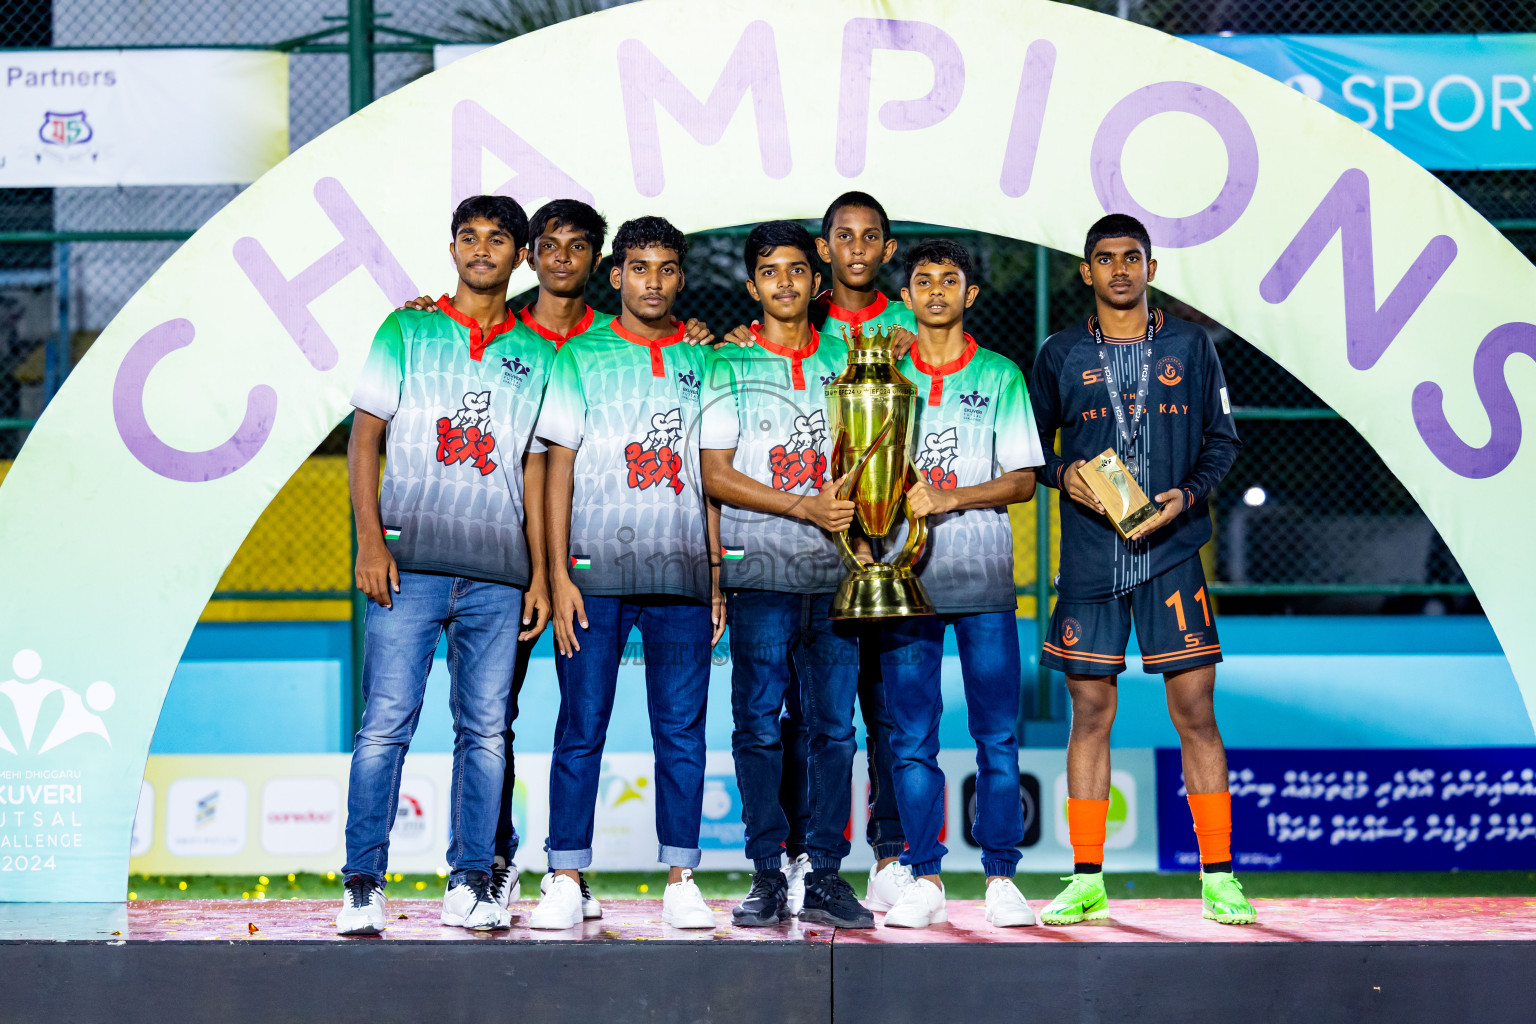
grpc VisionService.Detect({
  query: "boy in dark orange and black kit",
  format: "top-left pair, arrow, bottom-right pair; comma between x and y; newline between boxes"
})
1028,213 -> 1254,925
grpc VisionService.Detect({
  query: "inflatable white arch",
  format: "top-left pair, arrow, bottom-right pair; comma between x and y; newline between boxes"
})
1,0 -> 1533,901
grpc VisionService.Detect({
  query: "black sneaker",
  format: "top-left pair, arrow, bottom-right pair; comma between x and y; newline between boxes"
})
732,868 -> 790,927
799,870 -> 875,928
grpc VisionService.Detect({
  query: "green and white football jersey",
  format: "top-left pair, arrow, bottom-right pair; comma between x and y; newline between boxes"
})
535,316 -> 712,602
700,325 -> 848,593
811,289 -> 917,347
894,336 -> 1044,615
351,297 -> 554,588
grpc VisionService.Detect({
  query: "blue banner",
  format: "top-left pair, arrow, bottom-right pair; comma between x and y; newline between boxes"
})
1157,748 -> 1536,870
1189,34 -> 1536,169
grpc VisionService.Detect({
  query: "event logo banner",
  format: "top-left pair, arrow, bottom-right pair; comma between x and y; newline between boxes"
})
1,0 -> 1534,902
1157,747 -> 1536,871
0,50 -> 289,187
1191,34 -> 1536,170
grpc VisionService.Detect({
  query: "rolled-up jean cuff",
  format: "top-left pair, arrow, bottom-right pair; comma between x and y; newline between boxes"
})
981,859 -> 1018,878
659,844 -> 702,869
871,842 -> 905,862
546,847 -> 593,870
907,857 -> 943,878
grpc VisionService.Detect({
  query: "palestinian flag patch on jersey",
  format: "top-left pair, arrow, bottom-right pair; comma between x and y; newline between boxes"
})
383,526 -> 402,541
570,555 -> 591,569
720,546 -> 745,561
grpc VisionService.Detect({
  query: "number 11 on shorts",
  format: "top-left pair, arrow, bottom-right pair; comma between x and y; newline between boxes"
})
1164,586 -> 1212,632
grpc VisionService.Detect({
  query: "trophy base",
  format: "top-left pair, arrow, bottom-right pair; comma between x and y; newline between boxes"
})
831,564 -> 936,620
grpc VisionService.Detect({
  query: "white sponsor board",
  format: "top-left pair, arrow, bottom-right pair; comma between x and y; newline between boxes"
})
259,777 -> 341,856
131,749 -> 1158,875
0,50 -> 288,187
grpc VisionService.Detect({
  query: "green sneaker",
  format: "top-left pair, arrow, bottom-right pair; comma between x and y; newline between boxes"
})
1039,873 -> 1109,925
1201,871 -> 1257,924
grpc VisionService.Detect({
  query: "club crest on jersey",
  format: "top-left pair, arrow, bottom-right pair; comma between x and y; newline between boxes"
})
437,391 -> 497,475
1157,356 -> 1184,387
769,410 -> 828,492
675,368 -> 701,402
1061,617 -> 1083,647
914,426 -> 959,490
819,373 -> 837,387
625,408 -> 684,494
958,389 -> 990,423
500,355 -> 533,388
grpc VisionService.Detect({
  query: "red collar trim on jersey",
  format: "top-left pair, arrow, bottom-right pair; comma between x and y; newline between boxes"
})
749,323 -> 820,391
1088,308 -> 1165,343
437,295 -> 518,361
818,289 -> 891,333
519,303 -> 596,350
908,334 -> 977,407
611,316 -> 686,377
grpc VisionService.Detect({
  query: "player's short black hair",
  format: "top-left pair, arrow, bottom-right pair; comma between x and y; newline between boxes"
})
451,194 -> 529,250
903,238 -> 973,286
528,198 -> 608,253
1083,213 -> 1152,265
743,220 -> 818,276
821,191 -> 891,240
611,215 -> 689,266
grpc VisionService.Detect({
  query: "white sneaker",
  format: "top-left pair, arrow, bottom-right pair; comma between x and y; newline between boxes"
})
335,876 -> 386,935
984,877 -> 1038,927
576,871 -> 603,919
440,873 -> 510,931
491,856 -> 521,909
529,873 -> 584,930
882,877 -> 947,928
783,853 -> 811,915
865,860 -> 915,912
661,869 -> 716,929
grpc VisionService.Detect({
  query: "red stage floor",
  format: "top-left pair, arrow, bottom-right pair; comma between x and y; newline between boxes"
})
23,895 -> 1529,945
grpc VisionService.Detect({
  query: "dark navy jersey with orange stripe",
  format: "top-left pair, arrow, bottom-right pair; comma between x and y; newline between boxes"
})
1028,311 -> 1240,601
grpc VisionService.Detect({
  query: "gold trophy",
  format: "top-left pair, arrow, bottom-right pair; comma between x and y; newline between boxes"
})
825,326 -> 936,619
1075,448 -> 1159,539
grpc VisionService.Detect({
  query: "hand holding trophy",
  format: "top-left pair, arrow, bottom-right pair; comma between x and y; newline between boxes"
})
824,326 -> 936,619
1074,448 -> 1160,540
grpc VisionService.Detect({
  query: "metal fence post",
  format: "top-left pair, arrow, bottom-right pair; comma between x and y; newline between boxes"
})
348,0 -> 375,114
345,0 -> 373,748
44,242 -> 69,404
1033,244 -> 1054,721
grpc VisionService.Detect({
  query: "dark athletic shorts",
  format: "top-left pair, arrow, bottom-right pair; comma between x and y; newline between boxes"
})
1041,555 -> 1222,676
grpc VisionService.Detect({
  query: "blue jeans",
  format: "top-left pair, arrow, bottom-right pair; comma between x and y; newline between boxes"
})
343,572 -> 522,886
779,625 -> 905,861
493,633 -> 536,862
545,595 -> 712,869
878,610 -> 1024,877
728,590 -> 860,872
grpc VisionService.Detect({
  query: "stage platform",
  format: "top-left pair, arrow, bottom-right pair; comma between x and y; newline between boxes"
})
4,896 -> 1534,1023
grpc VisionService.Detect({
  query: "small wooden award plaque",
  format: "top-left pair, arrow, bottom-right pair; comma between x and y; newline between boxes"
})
1075,448 -> 1160,540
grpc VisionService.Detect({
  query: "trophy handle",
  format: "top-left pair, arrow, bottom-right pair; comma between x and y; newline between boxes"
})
827,426 -> 865,572
835,412 -> 896,502
892,460 -> 928,571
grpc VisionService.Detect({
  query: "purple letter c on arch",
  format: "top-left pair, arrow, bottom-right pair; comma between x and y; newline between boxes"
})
1090,82 -> 1259,249
113,319 -> 278,483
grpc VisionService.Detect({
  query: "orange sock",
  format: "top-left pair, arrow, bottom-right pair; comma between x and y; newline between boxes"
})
1187,790 -> 1232,866
1066,798 -> 1110,866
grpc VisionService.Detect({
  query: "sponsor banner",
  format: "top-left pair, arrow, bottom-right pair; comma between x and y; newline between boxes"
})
0,49 -> 288,187
123,749 -> 1157,876
1191,34 -> 1536,170
1156,747 -> 1536,871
